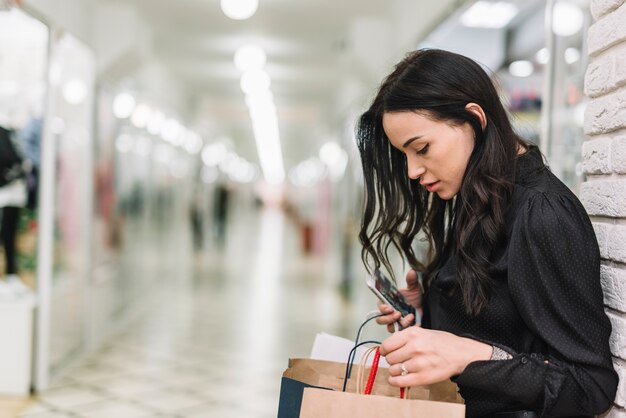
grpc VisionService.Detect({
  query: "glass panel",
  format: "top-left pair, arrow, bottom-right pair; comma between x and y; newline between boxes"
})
46,32 -> 95,374
543,0 -> 591,194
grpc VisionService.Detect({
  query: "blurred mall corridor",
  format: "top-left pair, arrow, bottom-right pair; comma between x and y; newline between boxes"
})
10,204 -> 381,417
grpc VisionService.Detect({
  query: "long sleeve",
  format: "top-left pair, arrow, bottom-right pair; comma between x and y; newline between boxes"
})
455,191 -> 618,417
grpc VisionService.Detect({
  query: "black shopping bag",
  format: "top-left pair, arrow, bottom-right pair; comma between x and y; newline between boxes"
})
277,377 -> 330,418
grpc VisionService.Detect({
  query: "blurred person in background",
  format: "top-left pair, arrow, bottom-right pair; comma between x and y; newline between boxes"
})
213,182 -> 230,248
357,49 -> 617,418
0,122 -> 27,294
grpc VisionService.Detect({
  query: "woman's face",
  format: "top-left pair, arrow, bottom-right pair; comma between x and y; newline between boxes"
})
382,110 -> 475,200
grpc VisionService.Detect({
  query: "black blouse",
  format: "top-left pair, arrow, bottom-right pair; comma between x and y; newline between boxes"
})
421,147 -> 618,418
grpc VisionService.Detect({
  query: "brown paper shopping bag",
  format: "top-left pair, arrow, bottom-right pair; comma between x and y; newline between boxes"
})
300,388 -> 466,418
283,358 -> 462,402
294,346 -> 465,418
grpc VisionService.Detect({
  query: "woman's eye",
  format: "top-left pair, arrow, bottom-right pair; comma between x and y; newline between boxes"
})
416,144 -> 429,155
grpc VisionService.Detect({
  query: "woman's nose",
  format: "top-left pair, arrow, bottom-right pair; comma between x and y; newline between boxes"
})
408,163 -> 425,181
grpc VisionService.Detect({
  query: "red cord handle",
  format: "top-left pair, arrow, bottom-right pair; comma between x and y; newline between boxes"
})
364,347 -> 406,399
364,347 -> 381,395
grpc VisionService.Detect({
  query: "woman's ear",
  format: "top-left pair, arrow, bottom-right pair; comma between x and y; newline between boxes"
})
465,103 -> 487,131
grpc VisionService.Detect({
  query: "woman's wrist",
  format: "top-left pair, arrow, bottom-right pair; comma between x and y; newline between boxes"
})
456,337 -> 493,374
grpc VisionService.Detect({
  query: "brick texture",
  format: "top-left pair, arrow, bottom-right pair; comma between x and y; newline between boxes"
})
600,265 -> 626,311
614,136 -> 626,173
591,0 -> 626,21
583,137 -> 612,173
584,89 -> 626,135
607,310 -> 626,360
585,43 -> 626,98
586,2 -> 626,414
593,222 -> 610,258
616,360 -> 626,408
588,2 -> 626,56
580,179 -> 626,216
608,225 -> 626,263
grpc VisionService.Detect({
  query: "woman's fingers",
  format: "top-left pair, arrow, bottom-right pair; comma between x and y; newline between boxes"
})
398,313 -> 415,329
405,269 -> 419,287
377,302 -> 416,333
376,303 -> 401,324
380,327 -> 416,357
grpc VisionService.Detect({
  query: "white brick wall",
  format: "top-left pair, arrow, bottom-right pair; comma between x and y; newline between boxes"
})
588,1 -> 626,56
585,43 -> 626,98
616,360 -> 626,408
580,180 -> 626,217
584,1 -> 626,414
584,90 -> 626,135
590,0 -> 625,20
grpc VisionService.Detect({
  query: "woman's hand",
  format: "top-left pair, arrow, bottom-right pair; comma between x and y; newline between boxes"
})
379,326 -> 492,387
376,269 -> 423,333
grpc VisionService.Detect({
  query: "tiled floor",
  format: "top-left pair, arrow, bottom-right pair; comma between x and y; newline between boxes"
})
5,205 -> 385,417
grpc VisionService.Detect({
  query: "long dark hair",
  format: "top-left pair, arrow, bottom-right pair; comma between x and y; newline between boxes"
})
357,49 -> 526,316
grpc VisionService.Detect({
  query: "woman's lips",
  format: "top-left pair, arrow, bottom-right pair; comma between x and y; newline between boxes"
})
425,181 -> 440,193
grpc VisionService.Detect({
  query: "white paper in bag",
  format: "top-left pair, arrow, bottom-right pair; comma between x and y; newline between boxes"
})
310,332 -> 390,368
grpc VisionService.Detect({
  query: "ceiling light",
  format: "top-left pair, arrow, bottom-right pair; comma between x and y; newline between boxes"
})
113,93 -> 136,119
162,118 -> 181,143
147,111 -> 165,135
460,1 -> 518,29
220,0 -> 258,20
240,67 -> 284,184
508,60 -> 533,77
234,44 -> 267,72
62,79 -> 87,105
564,47 -> 581,64
202,142 -> 228,166
319,142 -> 348,182
172,129 -> 187,147
131,104 -> 151,128
319,142 -> 343,166
536,48 -> 549,65
184,132 -> 204,154
228,159 -> 257,183
552,1 -> 584,37
289,158 -> 326,187
240,70 -> 271,96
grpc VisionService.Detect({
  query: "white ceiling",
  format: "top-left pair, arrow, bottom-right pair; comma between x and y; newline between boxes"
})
114,0 -> 462,166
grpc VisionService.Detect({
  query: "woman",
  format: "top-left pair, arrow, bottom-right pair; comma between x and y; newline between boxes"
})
357,49 -> 618,417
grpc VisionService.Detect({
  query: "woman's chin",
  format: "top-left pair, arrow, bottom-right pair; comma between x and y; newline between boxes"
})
435,188 -> 457,201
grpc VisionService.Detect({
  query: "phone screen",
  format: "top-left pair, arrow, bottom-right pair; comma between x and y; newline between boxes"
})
368,269 -> 416,320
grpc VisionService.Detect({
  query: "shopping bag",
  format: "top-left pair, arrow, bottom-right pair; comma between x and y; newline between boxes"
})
277,377 -> 330,418
300,388 -> 465,418
282,358 -> 461,401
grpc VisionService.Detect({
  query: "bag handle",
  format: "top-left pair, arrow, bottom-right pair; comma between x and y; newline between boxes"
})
357,346 -> 408,399
364,347 -> 381,395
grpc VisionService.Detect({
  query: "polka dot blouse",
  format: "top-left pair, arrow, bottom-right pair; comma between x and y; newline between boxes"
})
421,147 -> 618,418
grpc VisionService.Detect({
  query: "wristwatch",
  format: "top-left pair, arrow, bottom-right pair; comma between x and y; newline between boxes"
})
490,345 -> 513,361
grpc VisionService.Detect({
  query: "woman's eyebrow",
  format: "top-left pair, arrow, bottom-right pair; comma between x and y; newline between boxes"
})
403,135 -> 423,148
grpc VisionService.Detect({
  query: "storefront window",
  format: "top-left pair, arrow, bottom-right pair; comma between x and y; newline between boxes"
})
0,9 -> 47,292
541,0 -> 591,193
45,31 -> 96,374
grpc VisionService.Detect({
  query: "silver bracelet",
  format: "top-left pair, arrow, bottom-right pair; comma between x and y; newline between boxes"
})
490,345 -> 513,361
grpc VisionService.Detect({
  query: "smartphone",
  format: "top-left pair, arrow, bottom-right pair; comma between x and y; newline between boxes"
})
366,268 -> 416,326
